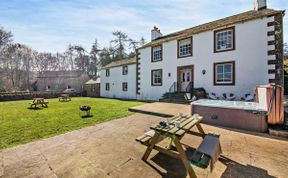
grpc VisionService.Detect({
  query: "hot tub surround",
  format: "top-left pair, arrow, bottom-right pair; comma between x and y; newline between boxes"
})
191,99 -> 268,132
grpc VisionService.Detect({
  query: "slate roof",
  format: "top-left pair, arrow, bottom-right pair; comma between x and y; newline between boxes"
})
102,57 -> 137,69
139,8 -> 284,49
85,78 -> 100,85
37,70 -> 84,78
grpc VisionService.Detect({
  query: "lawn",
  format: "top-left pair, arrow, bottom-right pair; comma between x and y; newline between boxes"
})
0,97 -> 144,149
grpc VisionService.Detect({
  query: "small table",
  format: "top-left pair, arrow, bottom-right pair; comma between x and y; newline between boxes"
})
139,114 -> 206,178
29,98 -> 48,108
58,94 -> 71,102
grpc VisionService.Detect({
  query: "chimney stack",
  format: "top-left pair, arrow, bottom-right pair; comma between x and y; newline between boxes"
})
151,26 -> 162,41
254,0 -> 267,11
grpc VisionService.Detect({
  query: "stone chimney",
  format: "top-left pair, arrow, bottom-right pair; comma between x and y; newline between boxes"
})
151,26 -> 162,41
254,0 -> 267,11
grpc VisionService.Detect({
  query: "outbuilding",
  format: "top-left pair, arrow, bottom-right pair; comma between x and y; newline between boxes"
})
84,78 -> 100,97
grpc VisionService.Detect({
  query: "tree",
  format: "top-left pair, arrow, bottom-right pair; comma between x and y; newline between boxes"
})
110,31 -> 129,60
55,52 -> 67,71
0,26 -> 13,52
128,37 -> 146,57
89,39 -> 101,77
99,47 -> 113,66
64,44 -> 75,70
32,52 -> 58,72
2,44 -> 33,91
69,45 -> 90,72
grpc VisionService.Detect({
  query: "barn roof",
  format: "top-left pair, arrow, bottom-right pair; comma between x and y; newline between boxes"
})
37,70 -> 85,78
85,78 -> 100,85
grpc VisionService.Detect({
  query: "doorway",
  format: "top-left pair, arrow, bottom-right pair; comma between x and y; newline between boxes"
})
177,65 -> 194,92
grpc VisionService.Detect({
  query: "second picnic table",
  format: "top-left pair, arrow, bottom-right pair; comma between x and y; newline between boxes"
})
58,94 -> 71,102
137,114 -> 206,178
29,98 -> 49,108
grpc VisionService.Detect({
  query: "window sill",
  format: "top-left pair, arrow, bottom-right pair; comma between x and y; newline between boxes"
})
213,83 -> 235,86
214,48 -> 235,53
177,54 -> 192,59
151,59 -> 163,63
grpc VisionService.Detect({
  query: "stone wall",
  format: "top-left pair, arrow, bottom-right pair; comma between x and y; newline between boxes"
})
0,91 -> 64,101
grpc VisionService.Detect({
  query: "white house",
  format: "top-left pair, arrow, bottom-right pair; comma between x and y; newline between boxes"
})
100,57 -> 137,99
136,0 -> 285,101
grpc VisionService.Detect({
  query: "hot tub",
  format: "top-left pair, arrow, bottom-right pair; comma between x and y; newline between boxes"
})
191,99 -> 268,132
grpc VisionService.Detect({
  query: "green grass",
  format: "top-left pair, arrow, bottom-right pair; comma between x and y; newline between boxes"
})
0,97 -> 144,149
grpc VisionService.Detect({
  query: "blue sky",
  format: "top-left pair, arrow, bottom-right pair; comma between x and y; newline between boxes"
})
0,0 -> 287,53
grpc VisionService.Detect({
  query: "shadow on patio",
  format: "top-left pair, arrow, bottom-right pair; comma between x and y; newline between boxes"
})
147,148 -> 275,178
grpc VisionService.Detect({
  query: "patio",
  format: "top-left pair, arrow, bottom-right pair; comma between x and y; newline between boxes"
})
1,111 -> 288,178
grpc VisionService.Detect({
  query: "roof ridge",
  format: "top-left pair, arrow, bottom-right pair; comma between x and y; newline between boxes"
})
102,56 -> 137,69
139,8 -> 283,49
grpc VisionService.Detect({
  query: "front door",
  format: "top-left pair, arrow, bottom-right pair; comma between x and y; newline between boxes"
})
180,69 -> 192,92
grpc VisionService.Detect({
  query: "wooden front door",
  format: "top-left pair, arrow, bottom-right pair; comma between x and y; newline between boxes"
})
180,69 -> 192,92
177,65 -> 194,92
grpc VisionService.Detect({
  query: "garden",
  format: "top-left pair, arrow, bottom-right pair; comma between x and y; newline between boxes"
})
0,97 -> 143,149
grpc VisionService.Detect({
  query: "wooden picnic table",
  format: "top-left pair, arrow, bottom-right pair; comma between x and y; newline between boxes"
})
58,94 -> 71,102
29,98 -> 48,108
137,114 -> 206,178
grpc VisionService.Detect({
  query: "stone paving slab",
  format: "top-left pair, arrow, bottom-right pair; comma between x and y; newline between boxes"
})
1,113 -> 288,178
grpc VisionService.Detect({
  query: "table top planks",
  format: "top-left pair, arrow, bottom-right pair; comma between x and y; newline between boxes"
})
150,114 -> 203,137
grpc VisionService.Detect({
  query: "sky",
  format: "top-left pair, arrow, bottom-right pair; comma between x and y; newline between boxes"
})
0,0 -> 287,53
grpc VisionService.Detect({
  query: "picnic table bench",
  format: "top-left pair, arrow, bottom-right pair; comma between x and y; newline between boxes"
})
136,114 -> 220,178
29,98 -> 48,108
58,94 -> 71,102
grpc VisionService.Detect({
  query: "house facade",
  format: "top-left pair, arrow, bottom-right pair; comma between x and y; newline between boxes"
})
100,57 -> 137,99
136,2 -> 284,101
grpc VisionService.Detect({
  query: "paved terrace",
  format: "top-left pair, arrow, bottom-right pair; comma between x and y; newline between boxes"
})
1,109 -> 288,178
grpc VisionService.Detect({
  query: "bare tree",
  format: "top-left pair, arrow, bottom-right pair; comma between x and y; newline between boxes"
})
33,52 -> 58,72
2,44 -> 33,91
0,26 -> 13,52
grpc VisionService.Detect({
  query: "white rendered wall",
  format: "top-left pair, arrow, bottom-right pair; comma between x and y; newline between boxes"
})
137,17 -> 274,101
100,64 -> 136,99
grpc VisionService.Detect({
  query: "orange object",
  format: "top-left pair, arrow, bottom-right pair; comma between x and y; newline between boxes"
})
256,85 -> 284,125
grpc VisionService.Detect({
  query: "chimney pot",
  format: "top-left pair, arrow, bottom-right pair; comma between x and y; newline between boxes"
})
254,0 -> 267,11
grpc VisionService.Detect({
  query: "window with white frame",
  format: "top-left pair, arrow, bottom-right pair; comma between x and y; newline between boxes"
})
122,66 -> 128,75
105,83 -> 110,91
151,69 -> 162,86
214,61 -> 235,85
178,37 -> 192,58
215,27 -> 235,52
106,69 -> 110,77
152,45 -> 162,62
122,82 -> 128,91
